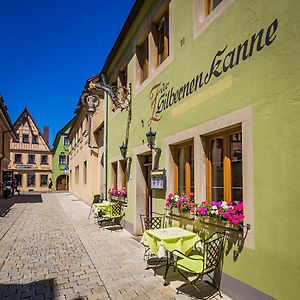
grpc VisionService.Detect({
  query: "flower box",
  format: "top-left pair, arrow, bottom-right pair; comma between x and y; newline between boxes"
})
196,216 -> 241,231
179,211 -> 195,220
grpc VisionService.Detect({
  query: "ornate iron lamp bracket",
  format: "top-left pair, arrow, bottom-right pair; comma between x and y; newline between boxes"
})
88,81 -> 130,111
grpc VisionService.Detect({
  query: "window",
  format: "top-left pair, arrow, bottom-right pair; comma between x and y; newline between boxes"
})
41,155 -> 48,164
75,166 -> 79,184
64,137 -> 69,146
205,0 -> 223,16
206,127 -> 242,203
27,174 -> 35,186
120,160 -> 127,189
155,11 -> 169,66
40,175 -> 48,186
23,134 -> 29,143
173,141 -> 194,195
83,161 -> 87,184
15,174 -> 22,187
32,134 -> 38,144
193,0 -> 234,38
15,154 -> 22,163
59,154 -> 67,164
119,66 -> 128,87
111,162 -> 118,188
28,154 -> 35,164
137,38 -> 149,83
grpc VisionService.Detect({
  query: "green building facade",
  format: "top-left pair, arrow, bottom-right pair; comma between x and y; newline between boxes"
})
92,0 -> 299,298
52,118 -> 74,190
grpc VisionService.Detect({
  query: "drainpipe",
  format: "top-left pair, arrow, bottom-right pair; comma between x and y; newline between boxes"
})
101,74 -> 109,201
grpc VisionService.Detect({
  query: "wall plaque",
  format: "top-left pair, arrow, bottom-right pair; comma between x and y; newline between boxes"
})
151,169 -> 166,190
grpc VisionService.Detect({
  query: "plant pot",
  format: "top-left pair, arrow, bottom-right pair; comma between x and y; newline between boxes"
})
179,211 -> 195,220
197,216 -> 241,231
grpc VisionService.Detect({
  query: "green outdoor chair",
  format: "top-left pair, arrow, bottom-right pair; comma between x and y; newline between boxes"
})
99,202 -> 125,229
140,212 -> 165,261
172,231 -> 226,298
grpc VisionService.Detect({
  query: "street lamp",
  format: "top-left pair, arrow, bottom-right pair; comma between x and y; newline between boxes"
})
146,127 -> 160,152
80,75 -> 131,201
119,142 -> 127,159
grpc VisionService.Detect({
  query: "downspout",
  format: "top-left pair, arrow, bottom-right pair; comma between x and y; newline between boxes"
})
101,74 -> 109,201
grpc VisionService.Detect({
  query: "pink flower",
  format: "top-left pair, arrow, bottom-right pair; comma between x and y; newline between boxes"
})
200,208 -> 207,215
165,201 -> 170,207
231,219 -> 239,225
237,214 -> 245,220
224,212 -> 231,220
228,208 -> 235,214
167,193 -> 173,200
235,203 -> 243,212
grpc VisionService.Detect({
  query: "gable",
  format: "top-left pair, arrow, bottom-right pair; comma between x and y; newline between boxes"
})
12,108 -> 51,152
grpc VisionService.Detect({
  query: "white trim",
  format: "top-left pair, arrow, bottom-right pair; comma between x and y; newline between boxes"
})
134,0 -> 174,97
193,0 -> 234,40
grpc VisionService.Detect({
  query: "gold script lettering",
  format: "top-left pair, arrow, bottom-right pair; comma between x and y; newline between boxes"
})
148,83 -> 162,126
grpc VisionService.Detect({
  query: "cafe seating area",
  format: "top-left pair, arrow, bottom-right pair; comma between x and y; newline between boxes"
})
139,211 -> 228,299
89,195 -> 234,299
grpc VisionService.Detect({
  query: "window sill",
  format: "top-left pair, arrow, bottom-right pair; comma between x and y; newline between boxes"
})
134,54 -> 173,97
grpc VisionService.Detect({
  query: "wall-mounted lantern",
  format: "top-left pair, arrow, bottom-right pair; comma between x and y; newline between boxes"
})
119,142 -> 127,159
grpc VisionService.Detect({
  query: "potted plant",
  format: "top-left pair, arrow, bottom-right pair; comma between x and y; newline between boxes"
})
108,187 -> 128,205
165,192 -> 195,219
195,201 -> 244,230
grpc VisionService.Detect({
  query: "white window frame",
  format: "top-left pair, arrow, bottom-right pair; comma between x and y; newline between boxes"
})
193,0 -> 234,39
133,1 -> 174,96
165,106 -> 254,249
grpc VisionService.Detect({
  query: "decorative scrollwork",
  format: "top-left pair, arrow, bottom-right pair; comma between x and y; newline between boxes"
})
111,85 -> 130,111
88,81 -> 130,111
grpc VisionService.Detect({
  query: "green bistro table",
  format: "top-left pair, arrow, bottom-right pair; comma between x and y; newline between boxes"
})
92,201 -> 115,216
142,227 -> 200,285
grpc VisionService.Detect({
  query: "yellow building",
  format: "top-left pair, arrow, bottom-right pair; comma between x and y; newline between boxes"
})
69,84 -> 104,205
9,108 -> 52,192
0,96 -> 17,191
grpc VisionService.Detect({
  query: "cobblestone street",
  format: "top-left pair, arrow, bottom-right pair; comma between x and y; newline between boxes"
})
0,193 -> 230,300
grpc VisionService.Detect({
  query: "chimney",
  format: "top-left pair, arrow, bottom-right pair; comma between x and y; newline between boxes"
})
43,126 -> 49,144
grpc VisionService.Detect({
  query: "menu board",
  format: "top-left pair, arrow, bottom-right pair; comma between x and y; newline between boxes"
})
151,169 -> 166,190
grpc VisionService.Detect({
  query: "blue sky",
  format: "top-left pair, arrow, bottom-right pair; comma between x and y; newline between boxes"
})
0,0 -> 135,145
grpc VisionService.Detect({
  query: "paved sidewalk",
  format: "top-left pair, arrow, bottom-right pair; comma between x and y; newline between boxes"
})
0,192 -> 231,300
0,193 -> 109,300
57,193 -> 231,300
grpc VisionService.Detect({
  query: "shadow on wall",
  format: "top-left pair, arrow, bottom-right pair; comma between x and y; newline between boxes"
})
0,278 -> 55,299
0,194 -> 43,217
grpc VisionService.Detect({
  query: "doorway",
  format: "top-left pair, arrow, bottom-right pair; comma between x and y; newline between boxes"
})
136,151 -> 153,235
56,174 -> 69,190
143,153 -> 153,216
